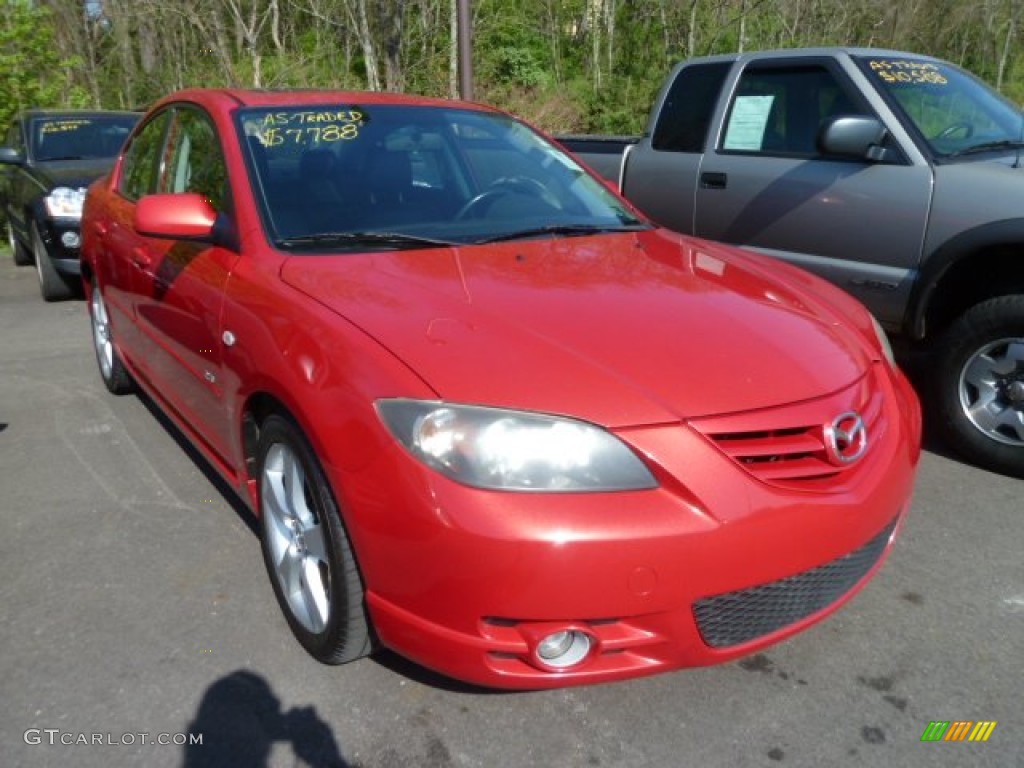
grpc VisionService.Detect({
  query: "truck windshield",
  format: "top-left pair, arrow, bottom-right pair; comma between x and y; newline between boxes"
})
236,104 -> 645,249
854,55 -> 1024,160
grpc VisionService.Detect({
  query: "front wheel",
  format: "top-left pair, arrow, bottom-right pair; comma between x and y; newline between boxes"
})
7,219 -> 31,266
257,414 -> 373,664
32,221 -> 75,301
931,296 -> 1024,478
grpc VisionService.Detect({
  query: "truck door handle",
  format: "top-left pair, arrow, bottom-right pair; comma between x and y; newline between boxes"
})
700,172 -> 728,190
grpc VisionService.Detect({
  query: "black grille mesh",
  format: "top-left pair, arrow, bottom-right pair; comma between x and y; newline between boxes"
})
693,519 -> 897,648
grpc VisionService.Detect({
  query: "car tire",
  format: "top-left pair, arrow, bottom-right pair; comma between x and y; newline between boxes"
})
88,277 -> 134,395
931,295 -> 1024,478
257,414 -> 374,664
7,219 -> 32,266
32,221 -> 75,301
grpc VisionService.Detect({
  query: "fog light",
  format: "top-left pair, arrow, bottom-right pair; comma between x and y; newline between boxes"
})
61,231 -> 81,249
535,630 -> 592,669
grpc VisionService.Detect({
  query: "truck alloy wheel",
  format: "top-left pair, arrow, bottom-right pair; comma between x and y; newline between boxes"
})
933,296 -> 1024,478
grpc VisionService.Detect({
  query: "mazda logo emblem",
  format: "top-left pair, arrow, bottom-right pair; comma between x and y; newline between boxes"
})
824,411 -> 868,465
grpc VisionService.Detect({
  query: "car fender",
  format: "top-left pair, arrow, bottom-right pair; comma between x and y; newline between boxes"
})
220,273 -> 437,499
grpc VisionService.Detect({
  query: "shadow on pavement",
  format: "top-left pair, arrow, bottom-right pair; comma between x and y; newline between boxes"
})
182,670 -> 349,767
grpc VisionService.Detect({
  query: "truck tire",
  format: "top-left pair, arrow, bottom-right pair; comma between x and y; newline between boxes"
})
31,220 -> 75,301
931,296 -> 1024,478
7,220 -> 31,266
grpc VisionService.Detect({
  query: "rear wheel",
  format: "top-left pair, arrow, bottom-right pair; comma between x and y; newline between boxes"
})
931,296 -> 1024,478
7,219 -> 31,266
32,221 -> 75,301
257,414 -> 373,664
88,277 -> 133,394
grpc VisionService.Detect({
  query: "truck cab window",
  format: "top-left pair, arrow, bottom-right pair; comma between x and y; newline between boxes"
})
652,62 -> 731,153
722,65 -> 868,156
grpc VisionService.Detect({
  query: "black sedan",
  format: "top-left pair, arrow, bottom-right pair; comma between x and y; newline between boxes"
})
0,110 -> 138,300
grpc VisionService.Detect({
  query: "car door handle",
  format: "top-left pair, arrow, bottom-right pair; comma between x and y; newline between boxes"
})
700,172 -> 728,190
131,247 -> 152,268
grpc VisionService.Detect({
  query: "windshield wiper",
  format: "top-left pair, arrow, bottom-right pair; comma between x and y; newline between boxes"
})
476,223 -> 648,244
945,140 -> 1024,158
276,231 -> 460,249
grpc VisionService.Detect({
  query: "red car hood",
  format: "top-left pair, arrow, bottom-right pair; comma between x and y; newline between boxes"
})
280,229 -> 872,427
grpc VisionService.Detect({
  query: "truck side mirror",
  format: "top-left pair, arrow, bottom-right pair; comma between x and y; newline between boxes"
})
818,116 -> 891,162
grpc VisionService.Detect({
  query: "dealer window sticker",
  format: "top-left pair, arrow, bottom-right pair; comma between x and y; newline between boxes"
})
723,95 -> 775,151
867,60 -> 949,86
41,119 -> 93,134
251,110 -> 366,147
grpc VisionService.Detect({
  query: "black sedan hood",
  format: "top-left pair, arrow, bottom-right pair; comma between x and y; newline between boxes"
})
30,158 -> 115,190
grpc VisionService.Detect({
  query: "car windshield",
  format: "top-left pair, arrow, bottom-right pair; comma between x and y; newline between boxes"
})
31,116 -> 138,162
236,104 -> 646,249
854,55 -> 1024,160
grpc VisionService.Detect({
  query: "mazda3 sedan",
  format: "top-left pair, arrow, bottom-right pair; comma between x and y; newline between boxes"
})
81,89 -> 921,689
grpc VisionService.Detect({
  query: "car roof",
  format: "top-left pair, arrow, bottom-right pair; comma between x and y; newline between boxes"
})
679,46 -> 949,67
147,88 -> 497,115
18,109 -> 141,120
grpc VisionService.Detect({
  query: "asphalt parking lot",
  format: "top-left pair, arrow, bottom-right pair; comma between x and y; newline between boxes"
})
1,254 -> 1021,768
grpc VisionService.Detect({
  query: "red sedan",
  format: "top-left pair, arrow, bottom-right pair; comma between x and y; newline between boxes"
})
81,89 -> 921,689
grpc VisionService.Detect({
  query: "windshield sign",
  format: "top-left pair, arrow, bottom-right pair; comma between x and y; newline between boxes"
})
856,56 -> 1024,160
237,104 -> 644,250
32,116 -> 138,162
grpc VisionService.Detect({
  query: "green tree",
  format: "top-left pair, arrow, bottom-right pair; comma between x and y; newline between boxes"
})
0,1 -> 86,126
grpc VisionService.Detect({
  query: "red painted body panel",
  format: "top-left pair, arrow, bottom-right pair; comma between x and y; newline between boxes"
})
80,88 -> 922,689
279,231 -> 870,424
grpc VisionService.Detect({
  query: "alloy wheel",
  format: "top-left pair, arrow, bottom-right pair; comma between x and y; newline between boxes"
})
90,286 -> 114,381
958,337 -> 1024,447
261,442 -> 332,634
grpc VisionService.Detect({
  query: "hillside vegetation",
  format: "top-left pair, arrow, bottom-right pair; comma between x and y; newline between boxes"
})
3,0 -> 1022,133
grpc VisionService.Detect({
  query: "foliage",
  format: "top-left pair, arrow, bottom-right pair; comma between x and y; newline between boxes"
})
8,0 -> 1024,135
0,2 -> 88,127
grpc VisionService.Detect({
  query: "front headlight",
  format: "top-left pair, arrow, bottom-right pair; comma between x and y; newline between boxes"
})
376,399 -> 657,492
44,186 -> 87,219
869,314 -> 896,366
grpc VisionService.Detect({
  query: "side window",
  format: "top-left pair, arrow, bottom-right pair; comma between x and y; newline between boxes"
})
652,62 -> 732,153
160,108 -> 229,211
120,112 -> 171,201
721,65 -> 868,156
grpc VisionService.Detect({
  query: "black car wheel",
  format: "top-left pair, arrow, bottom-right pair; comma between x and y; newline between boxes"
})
7,219 -> 31,266
257,414 -> 374,664
932,296 -> 1024,478
32,221 -> 75,301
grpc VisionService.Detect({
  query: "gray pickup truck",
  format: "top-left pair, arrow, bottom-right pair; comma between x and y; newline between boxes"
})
559,47 -> 1024,478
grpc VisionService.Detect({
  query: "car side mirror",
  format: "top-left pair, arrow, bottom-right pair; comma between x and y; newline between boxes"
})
135,193 -> 218,241
818,116 -> 891,162
0,146 -> 25,165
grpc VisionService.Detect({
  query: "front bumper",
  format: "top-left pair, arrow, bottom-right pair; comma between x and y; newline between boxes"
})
37,217 -> 82,276
339,364 -> 921,689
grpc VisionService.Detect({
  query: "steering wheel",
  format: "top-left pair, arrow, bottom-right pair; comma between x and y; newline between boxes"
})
455,176 -> 551,220
933,122 -> 974,141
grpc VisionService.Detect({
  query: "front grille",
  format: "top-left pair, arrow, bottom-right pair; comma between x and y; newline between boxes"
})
693,518 -> 897,648
691,373 -> 886,488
